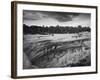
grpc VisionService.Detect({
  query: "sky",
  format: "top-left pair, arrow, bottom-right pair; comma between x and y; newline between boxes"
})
23,10 -> 91,27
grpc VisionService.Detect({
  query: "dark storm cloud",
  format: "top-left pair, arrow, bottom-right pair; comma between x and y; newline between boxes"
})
23,10 -> 90,22
46,12 -> 73,22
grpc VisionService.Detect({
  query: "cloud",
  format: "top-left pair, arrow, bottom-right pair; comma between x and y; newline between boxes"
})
23,11 -> 43,20
23,10 -> 90,27
23,10 -> 83,22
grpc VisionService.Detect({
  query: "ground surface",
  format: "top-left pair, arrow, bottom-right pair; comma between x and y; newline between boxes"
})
23,32 -> 91,69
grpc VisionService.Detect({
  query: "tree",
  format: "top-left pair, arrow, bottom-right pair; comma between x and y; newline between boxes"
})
23,24 -> 91,34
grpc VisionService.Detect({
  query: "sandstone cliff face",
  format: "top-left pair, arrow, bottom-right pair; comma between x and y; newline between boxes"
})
23,52 -> 32,69
23,33 -> 91,69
